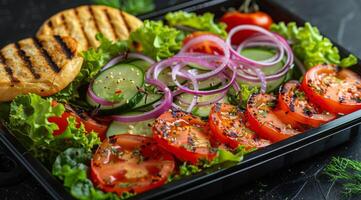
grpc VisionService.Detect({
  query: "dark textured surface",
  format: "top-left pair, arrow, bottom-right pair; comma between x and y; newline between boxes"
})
0,0 -> 360,200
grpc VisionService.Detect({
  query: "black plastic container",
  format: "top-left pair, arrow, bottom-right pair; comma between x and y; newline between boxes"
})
1,0 -> 361,199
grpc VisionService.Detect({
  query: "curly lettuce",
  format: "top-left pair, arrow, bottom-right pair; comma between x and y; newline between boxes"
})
271,22 -> 357,69
165,11 -> 227,38
6,94 -> 100,165
129,20 -> 184,61
53,148 -> 133,200
53,34 -> 128,103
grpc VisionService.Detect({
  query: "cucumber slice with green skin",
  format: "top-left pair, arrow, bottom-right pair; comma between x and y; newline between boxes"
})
192,97 -> 229,118
106,113 -> 155,137
175,93 -> 229,118
128,59 -> 151,72
88,63 -> 145,115
239,47 -> 286,92
198,76 -> 223,91
158,68 -> 187,88
132,92 -> 163,110
188,63 -> 210,71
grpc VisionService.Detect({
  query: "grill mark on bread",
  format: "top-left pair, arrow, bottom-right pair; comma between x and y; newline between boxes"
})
0,52 -> 19,84
120,11 -> 131,33
60,14 -> 70,35
32,37 -> 61,73
88,6 -> 101,33
47,20 -> 53,29
54,35 -> 74,59
103,9 -> 118,39
74,8 -> 90,49
15,42 -> 41,79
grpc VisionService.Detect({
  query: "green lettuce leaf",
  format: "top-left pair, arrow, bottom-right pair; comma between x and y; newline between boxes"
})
170,146 -> 248,181
271,22 -> 357,69
53,148 -> 134,200
228,84 -> 259,109
165,11 -> 227,38
92,0 -> 155,15
129,20 -> 184,61
53,34 -> 128,103
7,94 -> 100,165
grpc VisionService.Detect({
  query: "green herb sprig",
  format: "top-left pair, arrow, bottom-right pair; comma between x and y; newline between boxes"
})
324,157 -> 361,196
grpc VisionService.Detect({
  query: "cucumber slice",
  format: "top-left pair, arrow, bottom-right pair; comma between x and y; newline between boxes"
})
198,76 -> 223,91
106,114 -> 155,137
192,97 -> 229,118
132,92 -> 163,110
158,68 -> 187,88
175,93 -> 229,118
188,63 -> 210,71
128,59 -> 151,72
240,47 -> 285,75
88,63 -> 144,115
239,47 -> 286,92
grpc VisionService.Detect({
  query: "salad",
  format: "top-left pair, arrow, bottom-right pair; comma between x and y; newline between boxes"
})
0,2 -> 360,200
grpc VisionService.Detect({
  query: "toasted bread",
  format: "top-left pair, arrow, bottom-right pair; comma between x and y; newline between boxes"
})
37,5 -> 143,51
0,35 -> 83,102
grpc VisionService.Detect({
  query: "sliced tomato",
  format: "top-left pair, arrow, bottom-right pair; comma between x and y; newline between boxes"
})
183,32 -> 224,55
301,64 -> 361,115
209,103 -> 270,149
220,11 -> 273,45
245,94 -> 302,142
153,110 -> 217,164
91,134 -> 175,195
277,80 -> 336,127
48,103 -> 108,140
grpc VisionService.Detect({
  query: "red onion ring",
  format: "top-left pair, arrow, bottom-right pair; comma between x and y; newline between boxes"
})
87,82 -> 115,106
227,25 -> 284,67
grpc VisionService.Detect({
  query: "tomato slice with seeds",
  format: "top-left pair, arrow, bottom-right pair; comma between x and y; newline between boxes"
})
209,103 -> 270,149
153,110 -> 216,164
278,80 -> 336,127
245,94 -> 302,142
91,134 -> 175,196
301,64 -> 361,115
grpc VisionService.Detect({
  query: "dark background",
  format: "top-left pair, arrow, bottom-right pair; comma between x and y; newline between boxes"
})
0,0 -> 360,199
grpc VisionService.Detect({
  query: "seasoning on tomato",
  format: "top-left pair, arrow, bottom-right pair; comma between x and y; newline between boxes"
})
301,64 -> 361,115
277,80 -> 336,127
91,134 -> 175,196
153,110 -> 217,164
48,103 -> 108,140
183,32 -> 224,55
209,103 -> 271,149
245,93 -> 301,142
220,11 -> 272,45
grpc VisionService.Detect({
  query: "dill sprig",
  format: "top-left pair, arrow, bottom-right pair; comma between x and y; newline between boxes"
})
324,157 -> 361,196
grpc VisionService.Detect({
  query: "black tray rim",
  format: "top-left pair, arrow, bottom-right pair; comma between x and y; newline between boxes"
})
1,0 -> 361,200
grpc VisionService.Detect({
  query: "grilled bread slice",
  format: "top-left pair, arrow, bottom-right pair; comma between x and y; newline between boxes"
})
37,5 -> 143,51
0,35 -> 83,102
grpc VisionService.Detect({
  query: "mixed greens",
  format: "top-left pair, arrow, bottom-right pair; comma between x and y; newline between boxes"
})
271,22 -> 357,69
5,94 -> 100,166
